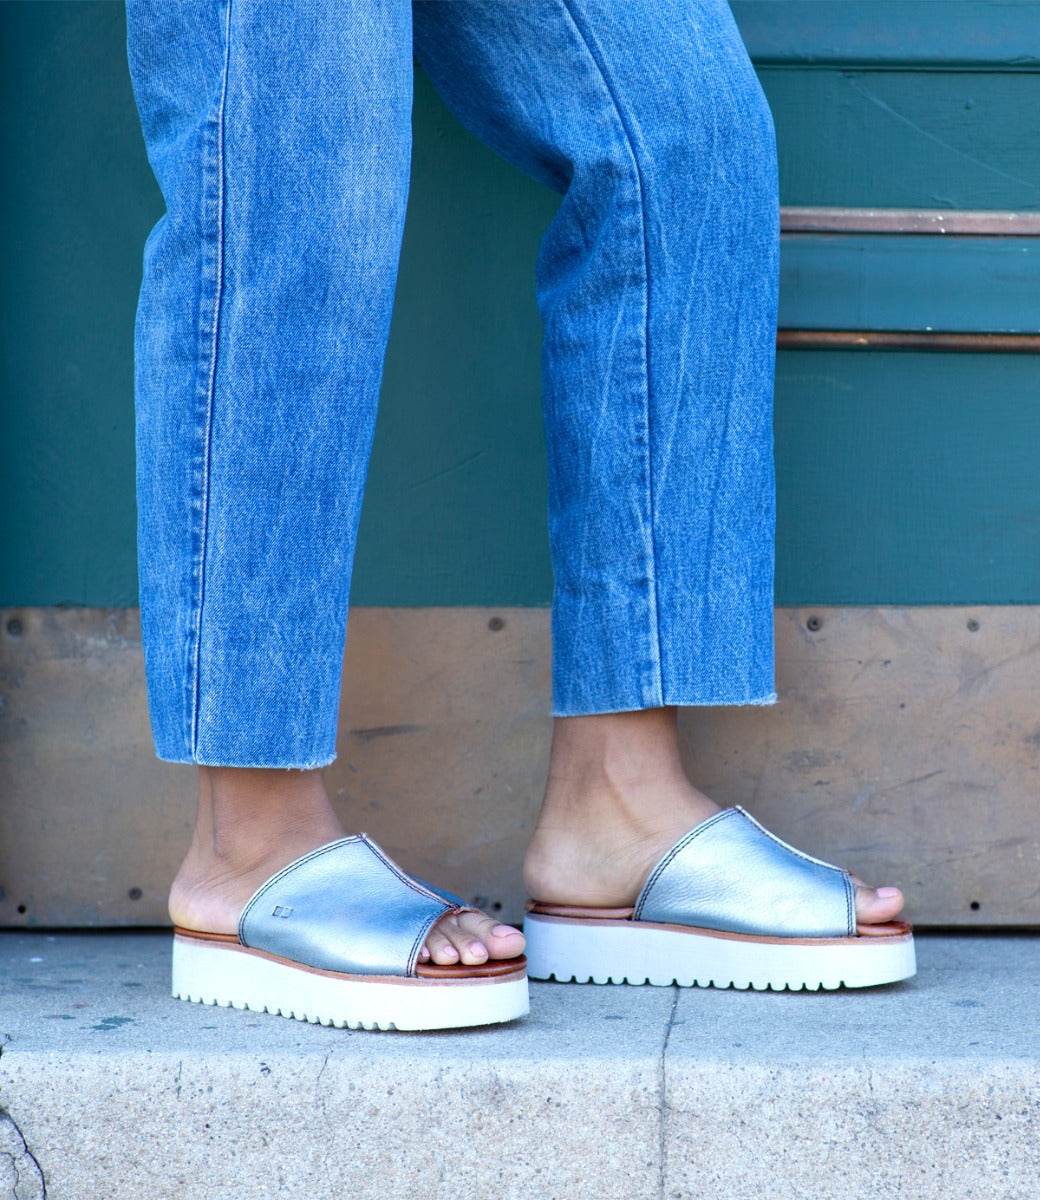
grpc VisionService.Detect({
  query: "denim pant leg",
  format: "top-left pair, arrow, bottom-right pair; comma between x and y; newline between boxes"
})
128,0 -> 413,766
129,0 -> 777,770
415,0 -> 779,714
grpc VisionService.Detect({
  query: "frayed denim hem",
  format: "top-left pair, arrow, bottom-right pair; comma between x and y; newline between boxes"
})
153,750 -> 338,770
551,692 -> 778,718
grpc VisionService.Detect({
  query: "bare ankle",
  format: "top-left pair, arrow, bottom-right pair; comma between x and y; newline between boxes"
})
540,711 -> 717,830
170,766 -> 346,930
525,710 -> 721,906
191,766 -> 343,864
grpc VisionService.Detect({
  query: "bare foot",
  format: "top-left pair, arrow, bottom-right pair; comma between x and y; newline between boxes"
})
523,709 -> 905,926
169,766 -> 525,968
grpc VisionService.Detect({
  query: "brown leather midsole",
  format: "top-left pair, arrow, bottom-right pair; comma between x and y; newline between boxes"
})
524,909 -> 913,946
173,927 -> 527,983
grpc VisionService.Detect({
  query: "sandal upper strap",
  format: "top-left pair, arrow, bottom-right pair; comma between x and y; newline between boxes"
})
238,836 -> 457,976
634,807 -> 855,938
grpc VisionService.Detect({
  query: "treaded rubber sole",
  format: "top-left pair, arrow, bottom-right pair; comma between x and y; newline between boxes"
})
523,914 -> 916,992
172,934 -> 529,1031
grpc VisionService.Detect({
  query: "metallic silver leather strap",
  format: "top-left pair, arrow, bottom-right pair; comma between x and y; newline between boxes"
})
634,807 -> 855,937
409,874 -> 466,909
239,836 -> 457,976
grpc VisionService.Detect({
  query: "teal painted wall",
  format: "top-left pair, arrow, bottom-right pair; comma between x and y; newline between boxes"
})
3,2 -> 1039,607
762,68 -> 1040,211
1,3 -> 153,606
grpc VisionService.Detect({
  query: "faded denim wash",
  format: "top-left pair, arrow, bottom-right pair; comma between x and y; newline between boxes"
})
127,0 -> 779,768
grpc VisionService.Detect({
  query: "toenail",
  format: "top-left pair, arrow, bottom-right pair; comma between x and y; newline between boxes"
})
469,943 -> 488,957
877,887 -> 901,898
491,925 -> 517,937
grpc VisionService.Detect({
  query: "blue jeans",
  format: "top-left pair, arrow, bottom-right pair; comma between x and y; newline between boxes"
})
127,0 -> 779,768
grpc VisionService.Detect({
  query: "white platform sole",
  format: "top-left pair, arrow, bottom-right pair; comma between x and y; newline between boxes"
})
524,914 -> 916,992
172,935 -> 529,1031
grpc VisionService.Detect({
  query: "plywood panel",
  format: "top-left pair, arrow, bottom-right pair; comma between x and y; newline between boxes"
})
1,607 -> 1038,928
0,609 -> 195,925
686,607 -> 1040,927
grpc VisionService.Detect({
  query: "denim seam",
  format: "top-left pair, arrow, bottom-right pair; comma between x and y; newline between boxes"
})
190,0 -> 233,760
684,27 -> 738,669
558,0 -> 664,709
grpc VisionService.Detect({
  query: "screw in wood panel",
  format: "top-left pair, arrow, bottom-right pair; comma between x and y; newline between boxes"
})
967,619 -> 980,632
16,904 -> 27,915
5,617 -> 22,637
806,615 -> 822,632
970,901 -> 981,911
127,887 -> 143,901
487,616 -> 505,632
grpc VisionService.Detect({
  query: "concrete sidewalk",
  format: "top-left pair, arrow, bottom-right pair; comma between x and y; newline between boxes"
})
1,931 -> 1038,1199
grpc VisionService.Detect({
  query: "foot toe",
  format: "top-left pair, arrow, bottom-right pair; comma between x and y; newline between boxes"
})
428,910 -> 525,966
423,927 -> 461,965
853,877 -> 905,925
456,910 -> 526,960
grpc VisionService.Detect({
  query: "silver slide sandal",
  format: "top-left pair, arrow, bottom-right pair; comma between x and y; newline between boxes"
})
173,835 -> 529,1031
525,807 -> 915,992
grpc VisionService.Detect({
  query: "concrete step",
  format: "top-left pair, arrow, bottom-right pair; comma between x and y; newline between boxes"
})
2,931 -> 1038,1200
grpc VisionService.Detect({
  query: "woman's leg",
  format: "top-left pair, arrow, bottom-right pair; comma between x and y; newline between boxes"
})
128,0 -> 410,768
525,710 -> 903,923
169,767 -> 522,965
127,0 -> 522,968
413,0 -> 902,924
416,0 -> 778,713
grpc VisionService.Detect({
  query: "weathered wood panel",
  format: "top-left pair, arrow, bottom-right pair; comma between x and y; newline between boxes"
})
1,607 -> 1037,928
